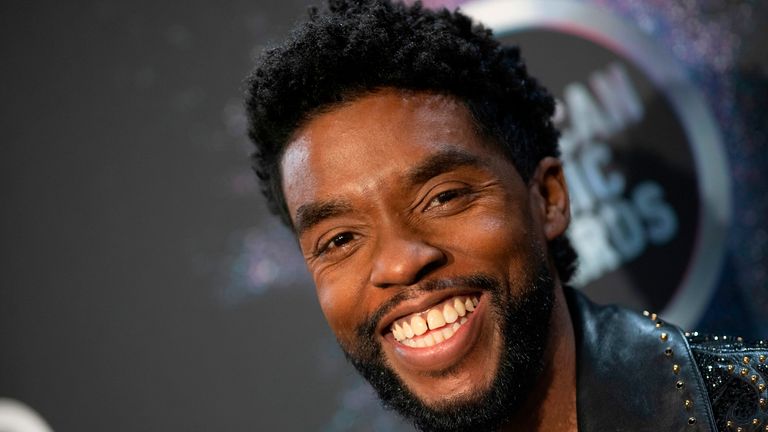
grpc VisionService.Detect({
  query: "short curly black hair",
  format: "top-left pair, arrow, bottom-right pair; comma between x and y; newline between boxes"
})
245,0 -> 577,283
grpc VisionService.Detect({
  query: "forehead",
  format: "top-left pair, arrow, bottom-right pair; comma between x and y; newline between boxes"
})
280,89 -> 497,217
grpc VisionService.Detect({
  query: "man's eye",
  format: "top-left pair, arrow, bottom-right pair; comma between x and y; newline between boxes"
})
319,232 -> 355,254
425,188 -> 470,211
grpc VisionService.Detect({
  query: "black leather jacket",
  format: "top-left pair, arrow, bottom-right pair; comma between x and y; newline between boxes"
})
567,288 -> 768,431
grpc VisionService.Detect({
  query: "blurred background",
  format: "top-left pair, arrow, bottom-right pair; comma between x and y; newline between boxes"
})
1,0 -> 765,430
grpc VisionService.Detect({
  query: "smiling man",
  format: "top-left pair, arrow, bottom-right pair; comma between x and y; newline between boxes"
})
245,1 -> 766,431
280,90 -> 575,430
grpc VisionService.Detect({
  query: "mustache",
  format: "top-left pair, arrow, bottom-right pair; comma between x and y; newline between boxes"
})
356,273 -> 502,342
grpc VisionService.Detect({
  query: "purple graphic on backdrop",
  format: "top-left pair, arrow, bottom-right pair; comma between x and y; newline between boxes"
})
569,0 -> 768,336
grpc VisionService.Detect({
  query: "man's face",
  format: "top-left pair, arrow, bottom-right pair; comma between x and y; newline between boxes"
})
281,89 -> 563,429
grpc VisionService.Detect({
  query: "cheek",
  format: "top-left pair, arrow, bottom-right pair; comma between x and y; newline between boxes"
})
314,268 -> 369,343
316,282 -> 353,339
447,207 -> 529,260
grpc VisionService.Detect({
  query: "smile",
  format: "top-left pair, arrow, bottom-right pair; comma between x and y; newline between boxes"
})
390,295 -> 480,347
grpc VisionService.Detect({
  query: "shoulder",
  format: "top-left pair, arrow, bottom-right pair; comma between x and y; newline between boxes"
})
687,333 -> 768,431
567,287 -> 768,431
567,288 -> 718,430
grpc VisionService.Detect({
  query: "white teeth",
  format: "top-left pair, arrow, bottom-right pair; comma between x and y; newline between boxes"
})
454,298 -> 466,316
393,323 -> 404,341
391,295 -> 480,347
423,333 -> 435,347
465,298 -> 474,311
403,321 -> 414,338
427,309 -> 446,330
443,303 -> 459,323
411,315 -> 428,336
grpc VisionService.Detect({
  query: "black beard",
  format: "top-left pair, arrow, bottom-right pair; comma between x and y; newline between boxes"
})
339,264 -> 555,432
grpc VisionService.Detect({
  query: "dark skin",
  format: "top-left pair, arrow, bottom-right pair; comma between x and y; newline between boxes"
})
281,88 -> 577,431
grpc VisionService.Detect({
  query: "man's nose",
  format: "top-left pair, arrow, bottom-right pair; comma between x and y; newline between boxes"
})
369,229 -> 446,289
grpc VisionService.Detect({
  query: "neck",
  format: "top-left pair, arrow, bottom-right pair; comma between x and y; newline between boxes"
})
502,285 -> 578,431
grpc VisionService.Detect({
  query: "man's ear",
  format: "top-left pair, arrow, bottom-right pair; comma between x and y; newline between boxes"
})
529,157 -> 571,241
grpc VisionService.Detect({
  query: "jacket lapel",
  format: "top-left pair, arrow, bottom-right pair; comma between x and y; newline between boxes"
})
565,288 -> 716,431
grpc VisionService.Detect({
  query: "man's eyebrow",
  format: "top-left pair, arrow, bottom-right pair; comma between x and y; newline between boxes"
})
294,200 -> 354,236
406,149 -> 485,188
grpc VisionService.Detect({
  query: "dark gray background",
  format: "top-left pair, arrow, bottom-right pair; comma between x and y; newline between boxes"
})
1,1 -> 766,431
1,1 -> 347,431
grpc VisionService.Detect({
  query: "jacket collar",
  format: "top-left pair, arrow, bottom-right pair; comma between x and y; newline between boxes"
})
564,288 -> 716,431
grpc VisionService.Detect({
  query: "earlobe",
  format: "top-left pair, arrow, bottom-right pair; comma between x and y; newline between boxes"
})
530,157 -> 571,240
